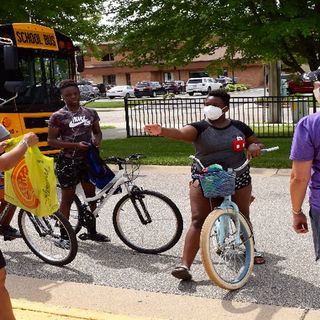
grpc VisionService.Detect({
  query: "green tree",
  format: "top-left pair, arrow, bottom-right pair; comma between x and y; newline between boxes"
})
0,0 -> 107,46
106,0 -> 320,73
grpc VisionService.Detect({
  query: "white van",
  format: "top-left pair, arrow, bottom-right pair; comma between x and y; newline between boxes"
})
186,77 -> 222,96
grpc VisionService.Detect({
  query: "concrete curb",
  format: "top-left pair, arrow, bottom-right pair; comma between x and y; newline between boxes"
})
7,274 -> 317,320
12,299 -> 154,320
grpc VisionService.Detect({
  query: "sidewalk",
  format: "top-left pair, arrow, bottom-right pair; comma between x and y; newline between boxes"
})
7,274 -> 319,320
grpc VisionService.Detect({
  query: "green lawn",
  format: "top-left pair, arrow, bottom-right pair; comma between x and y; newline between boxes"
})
86,100 -> 124,108
101,136 -> 292,168
252,124 -> 294,136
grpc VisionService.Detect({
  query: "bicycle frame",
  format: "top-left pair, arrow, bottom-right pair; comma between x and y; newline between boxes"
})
78,166 -> 135,218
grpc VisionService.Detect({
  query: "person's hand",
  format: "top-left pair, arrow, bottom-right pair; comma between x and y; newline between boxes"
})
144,124 -> 162,136
0,141 -> 7,153
247,143 -> 261,160
292,213 -> 308,234
314,81 -> 320,90
92,139 -> 100,148
76,141 -> 90,150
23,132 -> 38,147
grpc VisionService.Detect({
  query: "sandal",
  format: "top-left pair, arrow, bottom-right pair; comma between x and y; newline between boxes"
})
171,265 -> 192,281
254,251 -> 265,265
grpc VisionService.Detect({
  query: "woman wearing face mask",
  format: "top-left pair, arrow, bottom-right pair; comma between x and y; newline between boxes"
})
145,89 -> 265,281
289,81 -> 320,262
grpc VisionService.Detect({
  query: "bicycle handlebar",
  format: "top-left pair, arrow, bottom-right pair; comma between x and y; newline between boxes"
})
189,146 -> 279,172
105,153 -> 144,164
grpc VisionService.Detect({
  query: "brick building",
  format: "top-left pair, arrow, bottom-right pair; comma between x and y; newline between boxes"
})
81,45 -> 264,88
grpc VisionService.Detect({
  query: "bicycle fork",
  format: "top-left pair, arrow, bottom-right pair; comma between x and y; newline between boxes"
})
129,187 -> 152,225
216,197 -> 241,247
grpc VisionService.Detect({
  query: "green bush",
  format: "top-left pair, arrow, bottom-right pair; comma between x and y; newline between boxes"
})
225,84 -> 236,91
225,83 -> 249,92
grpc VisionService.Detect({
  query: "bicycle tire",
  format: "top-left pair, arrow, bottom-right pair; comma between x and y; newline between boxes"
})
71,195 -> 82,234
18,210 -> 78,266
200,208 -> 254,290
113,189 -> 183,254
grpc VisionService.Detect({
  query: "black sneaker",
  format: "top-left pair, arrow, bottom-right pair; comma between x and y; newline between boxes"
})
78,232 -> 110,242
0,225 -> 22,241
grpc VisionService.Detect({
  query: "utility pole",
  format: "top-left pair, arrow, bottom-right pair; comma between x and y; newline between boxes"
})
268,61 -> 282,123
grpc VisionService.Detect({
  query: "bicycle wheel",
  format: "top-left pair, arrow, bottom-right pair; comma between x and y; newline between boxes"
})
18,210 -> 78,266
200,208 -> 254,290
57,186 -> 82,234
113,189 -> 183,254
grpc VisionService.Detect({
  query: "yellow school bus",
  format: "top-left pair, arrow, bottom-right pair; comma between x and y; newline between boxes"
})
0,23 -> 84,154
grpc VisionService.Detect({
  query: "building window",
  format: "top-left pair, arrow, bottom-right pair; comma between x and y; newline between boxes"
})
189,71 -> 209,78
102,53 -> 114,61
164,72 -> 173,81
103,74 -> 116,86
126,73 -> 131,85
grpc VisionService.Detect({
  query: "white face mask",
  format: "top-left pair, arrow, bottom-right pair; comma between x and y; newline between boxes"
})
313,88 -> 320,103
204,105 -> 226,120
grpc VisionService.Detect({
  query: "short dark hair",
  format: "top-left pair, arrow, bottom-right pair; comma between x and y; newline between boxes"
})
207,89 -> 230,106
59,79 -> 78,91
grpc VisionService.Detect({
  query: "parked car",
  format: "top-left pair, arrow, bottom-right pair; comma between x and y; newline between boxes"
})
78,84 -> 98,100
287,79 -> 314,94
186,77 -> 222,96
106,85 -> 135,99
163,81 -> 182,94
134,81 -> 165,98
215,76 -> 236,87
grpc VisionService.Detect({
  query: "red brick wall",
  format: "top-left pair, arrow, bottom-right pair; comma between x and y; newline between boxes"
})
82,61 -> 264,88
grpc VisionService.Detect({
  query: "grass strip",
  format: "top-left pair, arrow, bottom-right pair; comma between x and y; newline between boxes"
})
101,137 -> 292,168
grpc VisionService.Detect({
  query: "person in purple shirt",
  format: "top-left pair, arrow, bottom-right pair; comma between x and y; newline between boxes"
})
290,81 -> 320,260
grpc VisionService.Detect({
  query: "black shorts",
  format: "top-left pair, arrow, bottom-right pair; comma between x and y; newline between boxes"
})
235,167 -> 251,190
55,156 -> 90,189
0,249 -> 6,268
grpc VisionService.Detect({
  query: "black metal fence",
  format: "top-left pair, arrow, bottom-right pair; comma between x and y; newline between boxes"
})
124,95 -> 318,138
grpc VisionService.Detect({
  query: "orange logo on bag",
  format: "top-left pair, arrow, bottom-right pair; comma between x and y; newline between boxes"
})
11,160 -> 39,209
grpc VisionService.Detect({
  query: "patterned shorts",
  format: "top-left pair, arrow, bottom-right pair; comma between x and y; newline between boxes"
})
235,167 -> 251,190
55,156 -> 90,189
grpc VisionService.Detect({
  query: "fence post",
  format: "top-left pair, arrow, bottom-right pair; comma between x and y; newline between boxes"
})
313,94 -> 317,113
124,97 -> 130,137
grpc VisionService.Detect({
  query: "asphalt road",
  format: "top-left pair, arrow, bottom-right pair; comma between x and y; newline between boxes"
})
2,168 -> 319,310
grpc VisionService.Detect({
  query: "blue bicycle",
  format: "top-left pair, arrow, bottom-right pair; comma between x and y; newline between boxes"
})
190,146 -> 279,290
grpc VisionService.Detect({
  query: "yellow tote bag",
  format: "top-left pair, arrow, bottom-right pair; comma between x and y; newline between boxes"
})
4,136 -> 59,217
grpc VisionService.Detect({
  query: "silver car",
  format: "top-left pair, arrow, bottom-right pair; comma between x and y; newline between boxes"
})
107,85 -> 135,99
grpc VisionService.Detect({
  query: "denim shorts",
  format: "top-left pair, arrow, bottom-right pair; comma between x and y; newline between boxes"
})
55,156 -> 90,189
309,206 -> 320,261
0,249 -> 6,268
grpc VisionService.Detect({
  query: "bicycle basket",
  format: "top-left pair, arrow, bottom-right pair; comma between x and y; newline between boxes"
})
198,170 -> 236,198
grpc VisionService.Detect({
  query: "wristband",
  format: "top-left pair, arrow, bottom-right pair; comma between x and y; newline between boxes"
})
19,139 -> 29,148
292,208 -> 303,215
